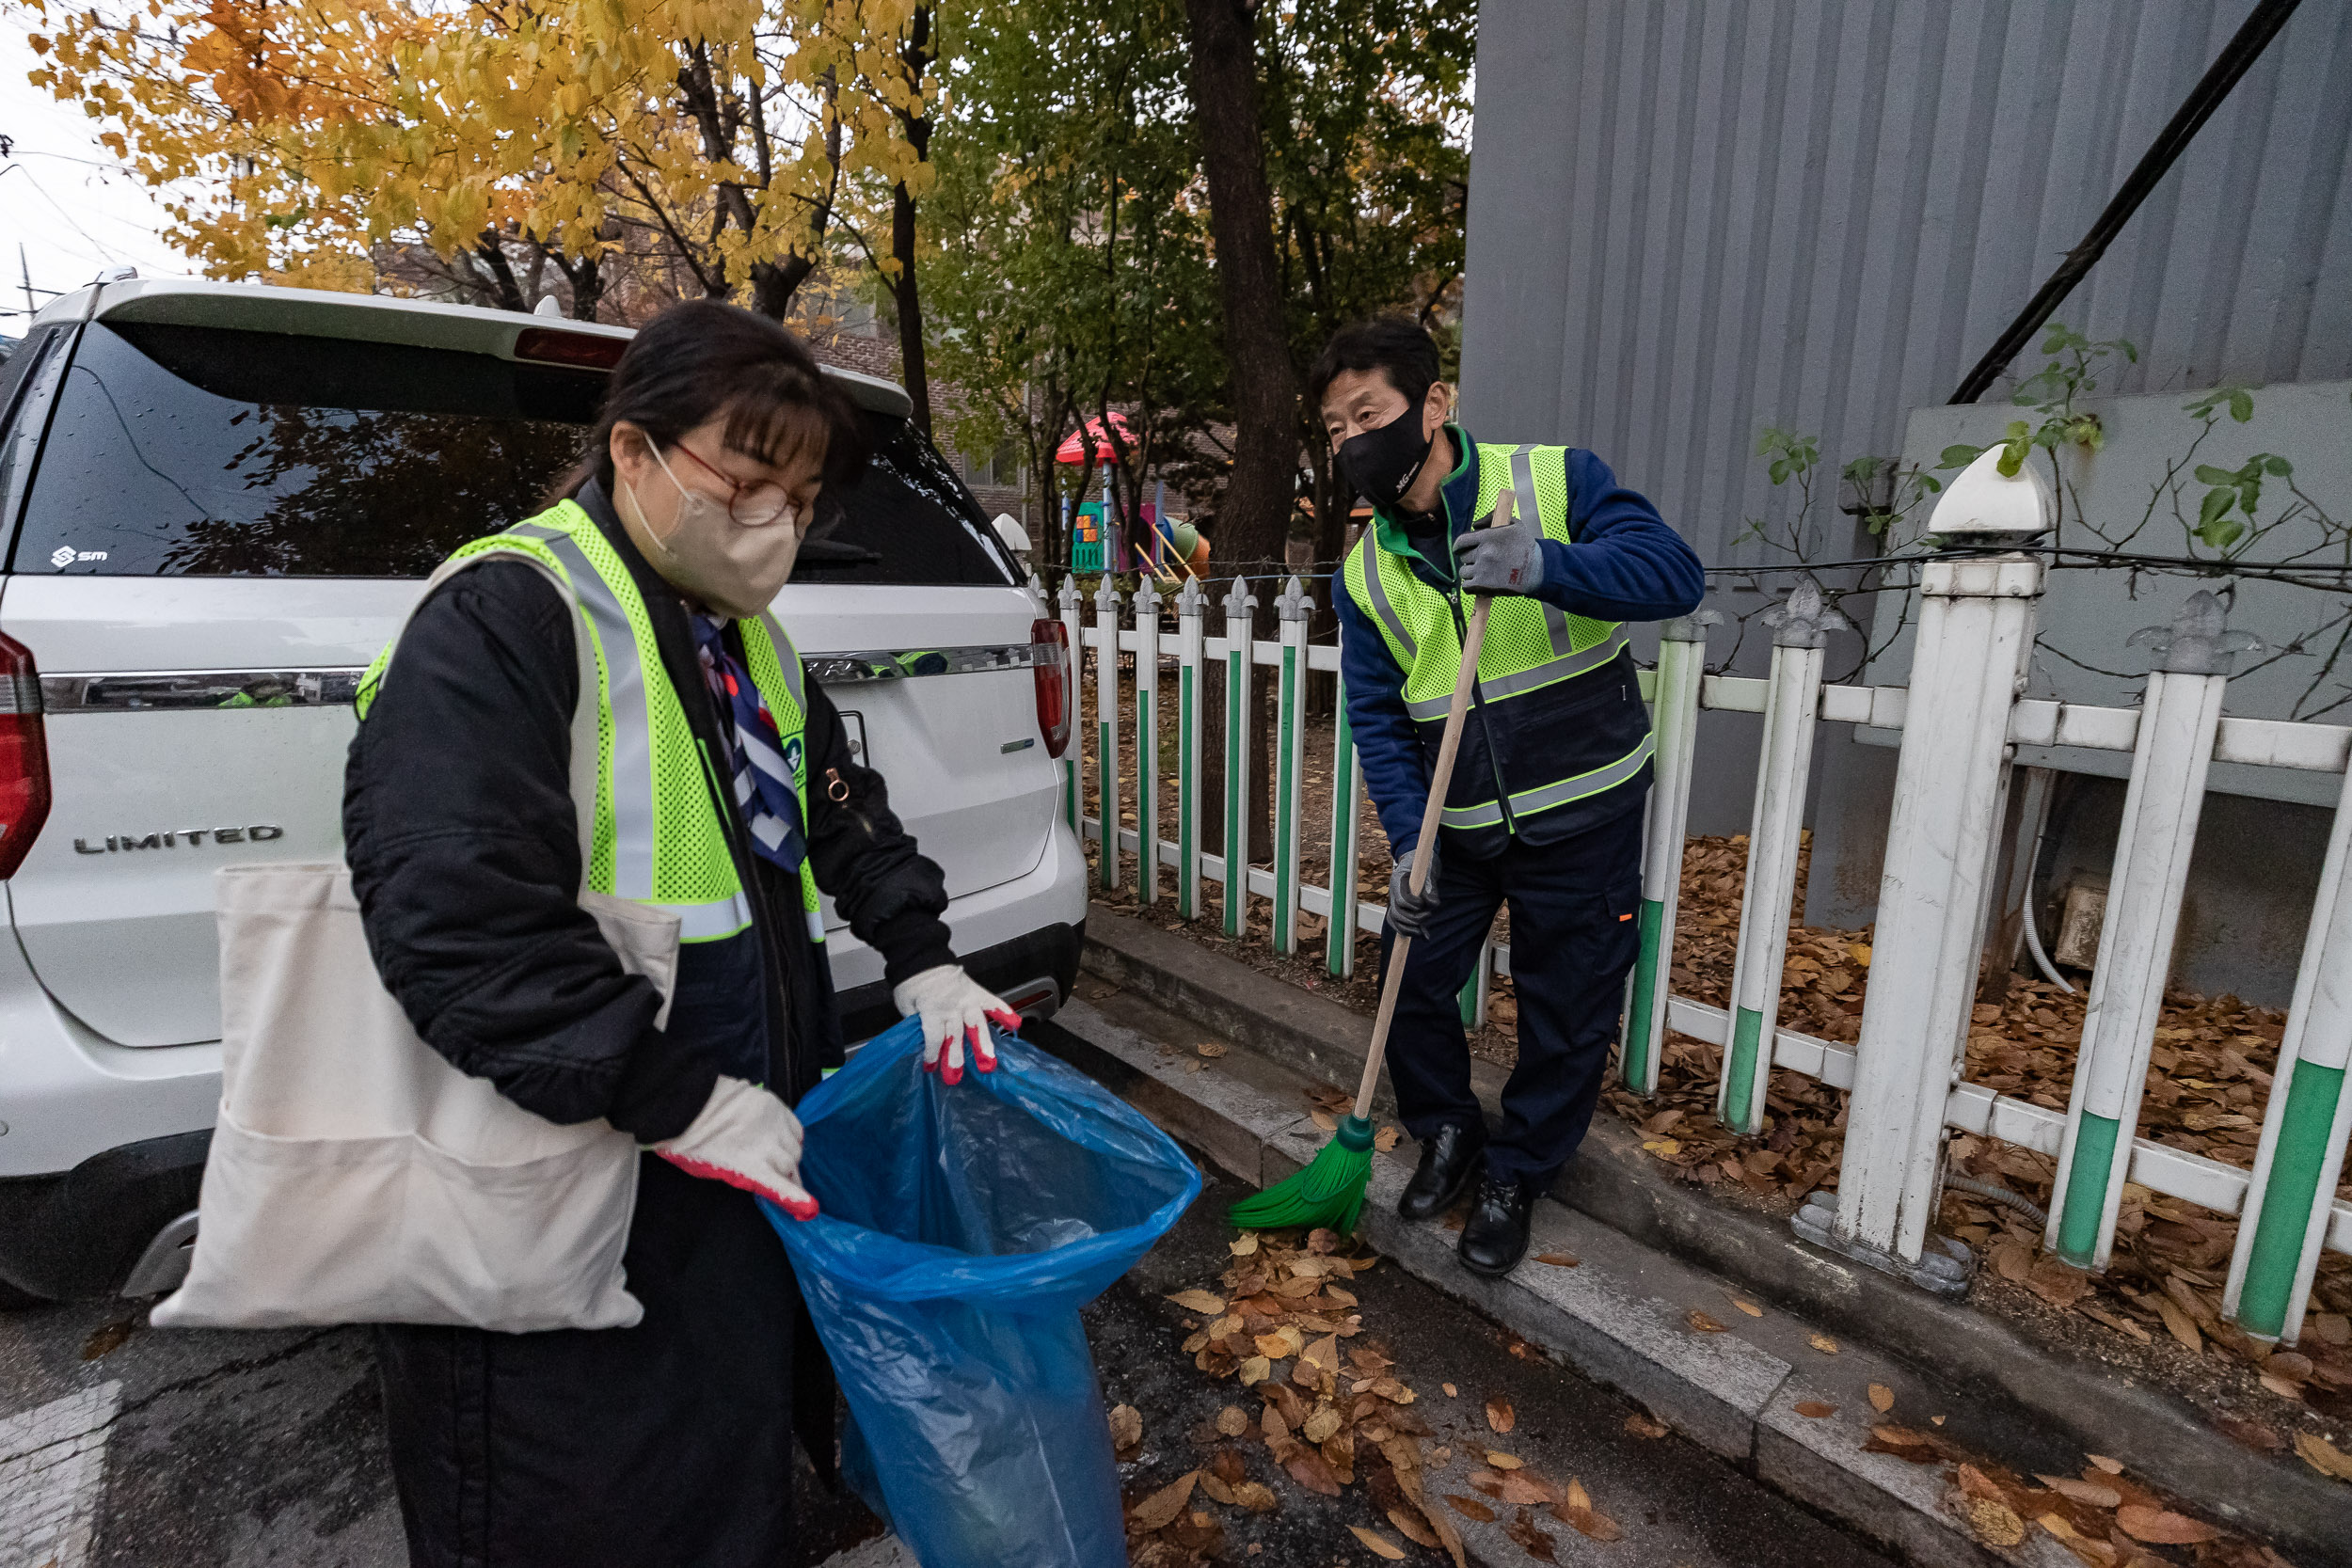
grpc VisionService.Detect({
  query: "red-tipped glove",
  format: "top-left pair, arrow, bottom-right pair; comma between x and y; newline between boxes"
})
893,964 -> 1021,1085
653,1075 -> 818,1220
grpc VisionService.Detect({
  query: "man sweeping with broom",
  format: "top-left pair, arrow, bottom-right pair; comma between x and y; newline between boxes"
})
1234,316 -> 1704,1276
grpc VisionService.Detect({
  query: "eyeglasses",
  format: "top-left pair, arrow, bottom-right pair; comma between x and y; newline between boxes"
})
669,440 -> 800,528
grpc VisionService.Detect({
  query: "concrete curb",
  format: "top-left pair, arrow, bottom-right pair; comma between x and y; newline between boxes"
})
1066,909 -> 2349,1568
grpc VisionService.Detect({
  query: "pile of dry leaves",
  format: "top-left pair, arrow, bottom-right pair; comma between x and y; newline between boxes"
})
1121,1225 -> 1469,1566
1623,835 -> 2352,1430
1819,1374 -> 2350,1566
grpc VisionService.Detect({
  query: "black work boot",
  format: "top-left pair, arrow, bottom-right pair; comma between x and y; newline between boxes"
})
1397,1124 -> 1485,1222
1458,1172 -> 1538,1277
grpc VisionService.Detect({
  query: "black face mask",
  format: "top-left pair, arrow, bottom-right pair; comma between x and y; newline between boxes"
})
1336,404 -> 1436,510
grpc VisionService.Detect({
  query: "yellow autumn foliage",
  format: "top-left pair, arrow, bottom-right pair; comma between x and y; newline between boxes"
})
14,0 -> 931,298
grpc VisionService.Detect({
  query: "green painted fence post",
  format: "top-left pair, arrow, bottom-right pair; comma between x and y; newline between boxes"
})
1093,576 -> 1123,892
1328,669 -> 1361,978
2223,758 -> 2352,1343
1175,577 -> 1205,921
1221,578 -> 1257,938
1135,576 -> 1163,906
1272,577 -> 1311,954
1623,610 -> 1716,1095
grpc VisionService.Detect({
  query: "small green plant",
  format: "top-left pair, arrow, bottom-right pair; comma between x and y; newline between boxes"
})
1938,322 -> 2137,477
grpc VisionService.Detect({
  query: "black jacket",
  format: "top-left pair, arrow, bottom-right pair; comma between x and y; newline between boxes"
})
345,483 -> 954,1566
343,481 -> 955,1141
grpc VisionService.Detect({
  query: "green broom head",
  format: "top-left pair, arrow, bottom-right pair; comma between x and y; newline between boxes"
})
1227,1114 -> 1375,1234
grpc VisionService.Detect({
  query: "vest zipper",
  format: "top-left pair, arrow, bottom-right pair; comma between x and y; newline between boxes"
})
1447,588 -> 1518,838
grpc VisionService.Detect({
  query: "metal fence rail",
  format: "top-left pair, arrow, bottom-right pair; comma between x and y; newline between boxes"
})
1046,477 -> 2352,1342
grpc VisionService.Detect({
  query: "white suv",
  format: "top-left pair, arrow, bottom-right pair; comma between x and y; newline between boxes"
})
0,277 -> 1084,1304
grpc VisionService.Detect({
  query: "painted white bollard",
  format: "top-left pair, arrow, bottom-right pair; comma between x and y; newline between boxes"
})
1822,451 -> 2051,1281
1622,609 -> 1718,1095
1057,575 -> 1084,839
2047,593 -> 2254,1271
1175,577 -> 1207,921
1719,585 -> 1849,1133
1222,578 -> 1259,938
1134,577 -> 1164,905
1272,577 -> 1311,954
2225,752 -> 2352,1343
1328,666 -> 1363,978
1093,576 -> 1122,891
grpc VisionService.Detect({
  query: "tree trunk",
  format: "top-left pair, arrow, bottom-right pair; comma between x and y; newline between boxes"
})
1184,0 -> 1294,872
1182,0 -> 1300,574
892,5 -> 936,435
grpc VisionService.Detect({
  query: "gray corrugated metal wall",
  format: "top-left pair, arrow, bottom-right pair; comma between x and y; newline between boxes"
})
1461,0 -> 2352,571
1456,0 -> 2352,1006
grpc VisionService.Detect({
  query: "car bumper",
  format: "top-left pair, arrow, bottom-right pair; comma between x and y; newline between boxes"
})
0,816 -> 1090,1297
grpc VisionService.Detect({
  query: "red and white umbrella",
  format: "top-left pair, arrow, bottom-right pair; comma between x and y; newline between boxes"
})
1054,414 -> 1136,465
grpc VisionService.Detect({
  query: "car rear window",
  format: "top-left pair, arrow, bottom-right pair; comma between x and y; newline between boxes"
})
12,323 -> 597,577
800,412 -> 1020,587
11,320 -> 1019,586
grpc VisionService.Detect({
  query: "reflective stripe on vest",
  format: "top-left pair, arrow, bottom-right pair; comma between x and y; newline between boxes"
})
1438,730 -> 1657,830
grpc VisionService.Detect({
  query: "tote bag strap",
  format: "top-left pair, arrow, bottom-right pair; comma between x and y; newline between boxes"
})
376,549 -> 602,876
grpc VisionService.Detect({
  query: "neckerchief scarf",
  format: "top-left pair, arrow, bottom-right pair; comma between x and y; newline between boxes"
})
689,612 -> 809,876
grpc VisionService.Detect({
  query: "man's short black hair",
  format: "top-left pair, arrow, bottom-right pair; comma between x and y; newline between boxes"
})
1308,315 -> 1442,413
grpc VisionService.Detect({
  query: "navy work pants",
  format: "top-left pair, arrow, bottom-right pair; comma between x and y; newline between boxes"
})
1378,804 -> 1645,1189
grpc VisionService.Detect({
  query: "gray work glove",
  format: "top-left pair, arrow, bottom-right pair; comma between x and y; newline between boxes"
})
1452,509 -> 1547,595
1386,840 -> 1443,941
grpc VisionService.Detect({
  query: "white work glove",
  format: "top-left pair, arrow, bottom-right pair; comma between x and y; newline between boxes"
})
653,1075 -> 818,1221
1452,506 -> 1547,595
893,964 -> 1022,1085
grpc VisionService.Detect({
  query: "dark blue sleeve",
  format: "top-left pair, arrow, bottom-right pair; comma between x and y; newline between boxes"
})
1535,449 -> 1707,623
1336,576 -> 1431,860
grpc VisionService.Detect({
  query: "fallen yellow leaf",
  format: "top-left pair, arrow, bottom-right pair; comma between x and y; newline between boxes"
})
1349,1524 -> 1406,1560
2295,1430 -> 2352,1482
1375,1124 -> 1402,1152
1485,1397 -> 1515,1434
1643,1137 -> 1682,1158
1230,1233 -> 1260,1257
1168,1289 -> 1227,1314
1687,1309 -> 1727,1333
1534,1252 -> 1580,1267
1848,942 -> 1872,968
1107,1403 -> 1142,1449
1484,1449 -> 1521,1469
2114,1503 -> 2217,1544
1302,1406 -> 1343,1444
1867,1383 -> 1895,1413
1441,1382 -> 1457,1398
1127,1470 -> 1198,1530
1237,1354 -> 1271,1386
1231,1480 -> 1278,1512
1215,1405 -> 1250,1437
1196,1041 -> 1228,1058
1731,1297 -> 1764,1318
1808,1333 -> 1839,1354
2085,1453 -> 2122,1474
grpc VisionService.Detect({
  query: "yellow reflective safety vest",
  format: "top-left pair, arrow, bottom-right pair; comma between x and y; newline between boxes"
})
1341,440 -> 1654,837
359,500 -> 822,944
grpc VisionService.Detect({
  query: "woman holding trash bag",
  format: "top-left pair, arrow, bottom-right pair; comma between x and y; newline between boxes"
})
343,300 -> 1021,1568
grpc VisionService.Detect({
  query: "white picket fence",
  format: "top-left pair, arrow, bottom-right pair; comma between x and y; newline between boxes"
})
1047,486 -> 2352,1346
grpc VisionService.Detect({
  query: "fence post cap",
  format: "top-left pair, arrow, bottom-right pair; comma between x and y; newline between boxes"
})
1057,575 -> 1082,611
1762,578 -> 1856,649
1660,606 -> 1724,643
1222,576 -> 1259,615
1928,446 -> 2055,542
2126,589 -> 2263,675
1276,575 -> 1312,622
1093,575 -> 1123,610
1136,574 -> 1163,613
1175,575 -> 1206,616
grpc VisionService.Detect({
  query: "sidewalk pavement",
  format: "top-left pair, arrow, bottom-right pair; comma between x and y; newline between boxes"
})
1039,907 -> 2350,1568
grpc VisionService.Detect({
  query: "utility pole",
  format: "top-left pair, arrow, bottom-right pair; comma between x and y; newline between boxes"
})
19,244 -> 32,319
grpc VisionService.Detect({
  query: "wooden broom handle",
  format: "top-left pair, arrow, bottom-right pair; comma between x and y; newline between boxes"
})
1351,487 -> 1508,1121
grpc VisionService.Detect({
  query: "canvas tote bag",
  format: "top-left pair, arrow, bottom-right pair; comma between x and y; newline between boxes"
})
153,550 -> 680,1332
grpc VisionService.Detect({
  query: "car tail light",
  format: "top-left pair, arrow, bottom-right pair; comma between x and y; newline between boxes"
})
0,633 -> 51,879
1030,618 -> 1072,758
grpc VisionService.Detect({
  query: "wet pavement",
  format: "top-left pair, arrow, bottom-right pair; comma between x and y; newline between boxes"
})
0,1152 -> 1887,1567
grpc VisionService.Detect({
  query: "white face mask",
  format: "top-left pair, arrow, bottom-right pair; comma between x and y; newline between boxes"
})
616,444 -> 803,619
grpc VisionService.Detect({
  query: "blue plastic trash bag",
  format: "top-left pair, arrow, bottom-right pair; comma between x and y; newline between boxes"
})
763,1017 -> 1201,1568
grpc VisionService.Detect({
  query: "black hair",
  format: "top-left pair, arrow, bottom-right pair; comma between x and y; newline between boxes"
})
561,299 -> 867,501
1307,314 -> 1443,413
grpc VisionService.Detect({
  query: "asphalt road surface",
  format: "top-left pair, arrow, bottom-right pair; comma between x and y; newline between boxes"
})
1,1155 -> 1887,1567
